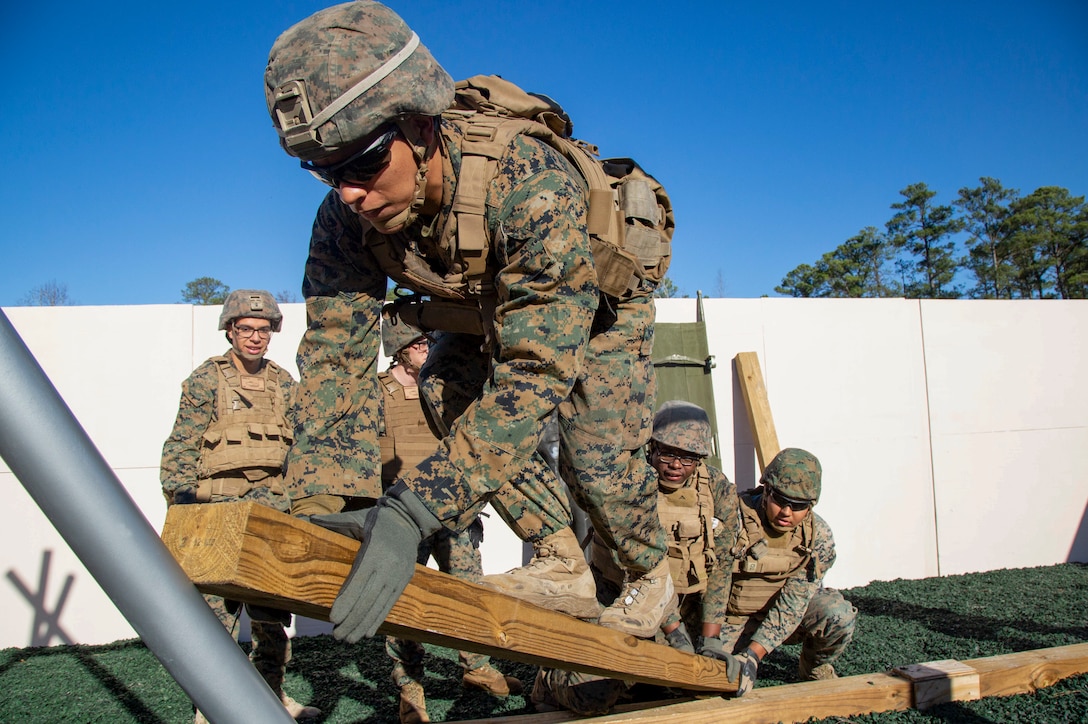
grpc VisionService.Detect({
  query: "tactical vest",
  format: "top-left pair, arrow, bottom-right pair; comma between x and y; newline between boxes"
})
372,75 -> 673,339
378,370 -> 439,486
198,357 -> 293,479
591,463 -> 715,594
727,488 -> 815,616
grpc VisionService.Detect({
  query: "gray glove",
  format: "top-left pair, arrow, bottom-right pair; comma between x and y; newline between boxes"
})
735,647 -> 760,696
663,622 -> 694,654
310,482 -> 442,643
697,636 -> 740,682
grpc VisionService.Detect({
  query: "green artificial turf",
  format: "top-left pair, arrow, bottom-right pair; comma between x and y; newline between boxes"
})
2,563 -> 1086,723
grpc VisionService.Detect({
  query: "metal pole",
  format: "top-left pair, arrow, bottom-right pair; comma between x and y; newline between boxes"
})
0,309 -> 294,724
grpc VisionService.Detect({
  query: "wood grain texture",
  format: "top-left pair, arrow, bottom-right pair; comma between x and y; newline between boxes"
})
733,352 -> 780,472
161,501 -> 737,692
455,644 -> 1088,723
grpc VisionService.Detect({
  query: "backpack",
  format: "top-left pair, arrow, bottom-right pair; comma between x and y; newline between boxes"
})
382,75 -> 675,337
444,75 -> 674,301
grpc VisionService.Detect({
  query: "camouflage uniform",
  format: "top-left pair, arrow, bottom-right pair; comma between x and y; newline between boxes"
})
534,459 -> 740,716
722,486 -> 857,676
286,116 -> 666,572
378,367 -> 508,695
160,352 -> 299,703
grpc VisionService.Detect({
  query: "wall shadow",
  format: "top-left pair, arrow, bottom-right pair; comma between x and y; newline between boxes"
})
6,549 -> 75,647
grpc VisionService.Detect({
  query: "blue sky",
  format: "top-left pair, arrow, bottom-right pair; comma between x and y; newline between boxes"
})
2,1 -> 1086,305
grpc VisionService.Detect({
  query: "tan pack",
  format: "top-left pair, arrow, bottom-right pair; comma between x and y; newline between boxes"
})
445,75 -> 674,300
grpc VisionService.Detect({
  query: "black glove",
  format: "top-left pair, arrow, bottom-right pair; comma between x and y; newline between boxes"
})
735,647 -> 760,696
245,603 -> 292,627
697,636 -> 740,682
170,485 -> 198,505
663,622 -> 694,654
310,482 -> 442,643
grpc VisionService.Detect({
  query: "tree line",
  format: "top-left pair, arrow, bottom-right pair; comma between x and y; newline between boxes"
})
776,179 -> 1087,299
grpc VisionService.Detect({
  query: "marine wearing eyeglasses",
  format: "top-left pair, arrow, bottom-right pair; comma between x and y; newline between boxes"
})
532,401 -> 742,715
709,447 -> 857,697
159,290 -> 321,721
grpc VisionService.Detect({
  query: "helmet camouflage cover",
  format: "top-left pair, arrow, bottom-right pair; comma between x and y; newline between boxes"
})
381,309 -> 427,357
761,447 -> 822,504
218,290 -> 284,332
264,0 -> 455,162
651,400 -> 713,458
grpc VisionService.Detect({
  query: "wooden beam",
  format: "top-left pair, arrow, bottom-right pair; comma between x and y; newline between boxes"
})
161,501 -> 736,693
733,352 -> 780,471
453,643 -> 1088,723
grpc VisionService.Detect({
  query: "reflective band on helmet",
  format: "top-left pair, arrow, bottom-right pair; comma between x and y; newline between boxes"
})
308,32 -> 420,130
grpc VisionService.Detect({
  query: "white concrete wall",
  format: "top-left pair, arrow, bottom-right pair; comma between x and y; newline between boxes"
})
2,299 -> 1085,649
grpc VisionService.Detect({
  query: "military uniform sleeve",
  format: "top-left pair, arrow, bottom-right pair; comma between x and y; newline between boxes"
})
702,465 -> 740,623
286,190 -> 389,500
750,512 -> 835,654
403,138 -> 600,530
159,362 -> 217,496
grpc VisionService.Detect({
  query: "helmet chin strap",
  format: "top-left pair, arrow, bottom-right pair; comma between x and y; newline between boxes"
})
369,118 -> 436,233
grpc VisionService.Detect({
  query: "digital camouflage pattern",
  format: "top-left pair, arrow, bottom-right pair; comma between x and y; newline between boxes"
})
217,289 -> 283,331
264,0 -> 454,161
378,366 -> 497,679
650,399 -> 713,458
761,447 -> 822,503
287,115 -> 667,572
538,459 -> 739,716
387,520 -> 490,682
720,488 -> 855,667
381,310 -> 426,358
203,594 -> 293,694
160,354 -> 295,506
160,352 -> 297,699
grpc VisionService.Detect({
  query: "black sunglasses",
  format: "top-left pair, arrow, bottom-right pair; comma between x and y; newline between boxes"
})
766,485 -> 812,511
300,126 -> 400,188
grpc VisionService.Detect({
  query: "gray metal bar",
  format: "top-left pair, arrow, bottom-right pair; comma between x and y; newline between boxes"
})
0,309 -> 294,724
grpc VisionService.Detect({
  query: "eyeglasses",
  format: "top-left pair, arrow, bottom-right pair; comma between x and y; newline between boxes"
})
656,451 -> 699,467
233,324 -> 273,339
300,126 -> 400,188
766,486 -> 812,511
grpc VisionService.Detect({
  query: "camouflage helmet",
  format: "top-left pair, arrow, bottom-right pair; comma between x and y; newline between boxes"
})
265,1 -> 455,162
651,400 -> 713,457
761,448 -> 822,504
381,306 -> 427,357
218,290 -> 283,332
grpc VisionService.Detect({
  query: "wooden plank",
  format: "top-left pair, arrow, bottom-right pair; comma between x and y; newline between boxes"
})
457,643 -> 1088,723
966,643 -> 1088,698
733,352 -> 780,472
161,501 -> 736,693
894,659 -> 980,709
458,672 -> 912,724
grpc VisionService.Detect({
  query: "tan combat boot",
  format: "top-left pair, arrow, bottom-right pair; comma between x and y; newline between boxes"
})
462,662 -> 524,697
479,528 -> 601,619
398,680 -> 430,723
596,557 -> 677,638
799,656 -> 838,681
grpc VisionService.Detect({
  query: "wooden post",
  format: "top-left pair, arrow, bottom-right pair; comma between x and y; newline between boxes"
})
733,352 -> 780,471
452,643 -> 1088,723
161,501 -> 736,692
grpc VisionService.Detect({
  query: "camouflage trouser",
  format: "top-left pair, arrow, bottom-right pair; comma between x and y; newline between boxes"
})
387,517 -> 491,683
720,588 -> 857,670
419,293 -> 665,573
177,486 -> 294,696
